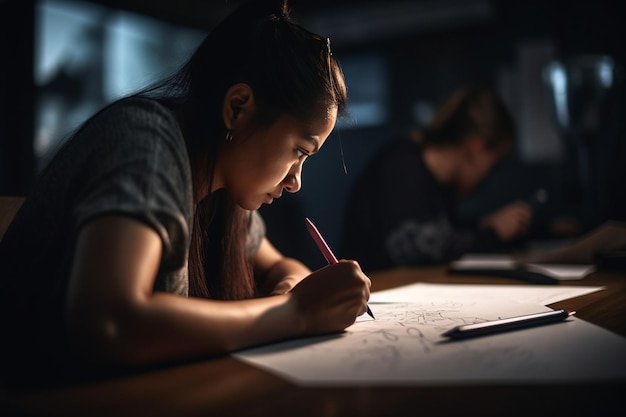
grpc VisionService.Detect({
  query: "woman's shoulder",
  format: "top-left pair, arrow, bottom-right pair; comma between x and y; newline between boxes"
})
96,96 -> 177,126
76,96 -> 184,152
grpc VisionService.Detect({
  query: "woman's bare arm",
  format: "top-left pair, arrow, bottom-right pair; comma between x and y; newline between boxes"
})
65,216 -> 368,367
253,237 -> 311,295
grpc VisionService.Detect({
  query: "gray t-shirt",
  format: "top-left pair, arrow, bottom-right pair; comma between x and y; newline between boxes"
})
0,97 -> 265,389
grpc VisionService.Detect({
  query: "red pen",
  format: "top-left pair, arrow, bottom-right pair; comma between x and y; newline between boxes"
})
305,217 -> 375,319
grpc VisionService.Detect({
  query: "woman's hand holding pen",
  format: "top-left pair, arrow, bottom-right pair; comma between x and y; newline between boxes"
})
289,260 -> 371,335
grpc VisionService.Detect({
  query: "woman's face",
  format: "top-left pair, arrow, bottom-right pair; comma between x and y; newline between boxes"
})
217,109 -> 337,210
456,140 -> 507,195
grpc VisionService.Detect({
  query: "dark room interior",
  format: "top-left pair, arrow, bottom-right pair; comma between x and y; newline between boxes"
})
1,0 -> 624,269
1,2 -> 626,417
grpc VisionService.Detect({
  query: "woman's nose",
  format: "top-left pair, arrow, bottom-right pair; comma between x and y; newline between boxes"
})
282,167 -> 302,193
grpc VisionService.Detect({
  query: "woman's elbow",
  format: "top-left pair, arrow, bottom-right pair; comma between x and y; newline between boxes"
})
65,304 -> 149,366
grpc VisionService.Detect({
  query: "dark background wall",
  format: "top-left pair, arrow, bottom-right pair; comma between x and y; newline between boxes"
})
1,0 -> 624,270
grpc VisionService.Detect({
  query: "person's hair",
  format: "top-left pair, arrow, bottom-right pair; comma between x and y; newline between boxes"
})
415,86 -> 515,152
136,0 -> 347,300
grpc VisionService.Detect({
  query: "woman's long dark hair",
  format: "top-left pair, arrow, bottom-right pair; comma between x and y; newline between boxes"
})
136,0 -> 347,300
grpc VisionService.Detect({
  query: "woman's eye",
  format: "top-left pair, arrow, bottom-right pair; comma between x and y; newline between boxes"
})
296,149 -> 308,159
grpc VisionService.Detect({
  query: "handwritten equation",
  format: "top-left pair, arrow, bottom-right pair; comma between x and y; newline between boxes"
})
303,302 -> 544,376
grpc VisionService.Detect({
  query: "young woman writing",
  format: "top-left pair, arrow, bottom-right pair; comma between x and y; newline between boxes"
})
0,0 -> 370,391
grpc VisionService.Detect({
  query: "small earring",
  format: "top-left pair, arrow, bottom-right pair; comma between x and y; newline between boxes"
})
225,130 -> 233,143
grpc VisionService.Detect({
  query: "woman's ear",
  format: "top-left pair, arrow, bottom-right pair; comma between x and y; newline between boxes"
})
222,83 -> 255,130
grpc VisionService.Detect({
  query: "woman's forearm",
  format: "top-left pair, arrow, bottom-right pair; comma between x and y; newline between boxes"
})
74,291 -> 304,366
259,257 -> 311,295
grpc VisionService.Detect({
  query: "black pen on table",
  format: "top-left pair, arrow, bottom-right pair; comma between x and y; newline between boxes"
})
441,309 -> 575,340
305,217 -> 375,320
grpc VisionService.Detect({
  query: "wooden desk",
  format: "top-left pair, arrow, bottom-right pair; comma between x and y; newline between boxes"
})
3,266 -> 625,417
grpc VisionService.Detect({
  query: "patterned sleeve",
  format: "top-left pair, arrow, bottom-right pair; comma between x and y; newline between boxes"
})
72,98 -> 193,272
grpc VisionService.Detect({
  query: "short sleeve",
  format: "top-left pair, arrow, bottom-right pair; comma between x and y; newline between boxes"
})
72,98 -> 193,271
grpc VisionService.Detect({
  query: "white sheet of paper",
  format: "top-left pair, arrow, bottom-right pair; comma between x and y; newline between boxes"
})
450,253 -> 516,269
234,284 -> 622,386
524,263 -> 596,280
450,254 -> 595,280
369,282 -> 604,305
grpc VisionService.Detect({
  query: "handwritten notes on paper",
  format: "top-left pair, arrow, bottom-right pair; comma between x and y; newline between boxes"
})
234,284 -> 626,386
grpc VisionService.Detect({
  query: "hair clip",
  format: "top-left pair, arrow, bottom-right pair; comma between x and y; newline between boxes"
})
326,37 -> 332,56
